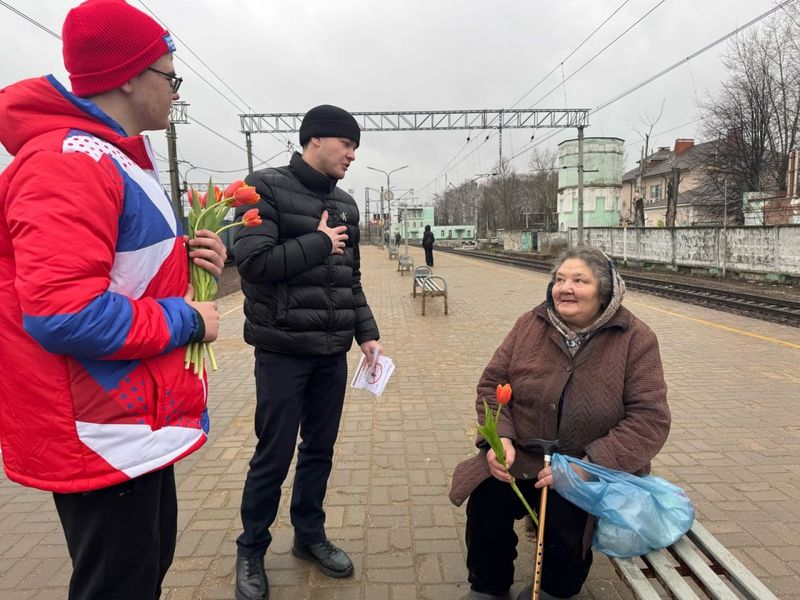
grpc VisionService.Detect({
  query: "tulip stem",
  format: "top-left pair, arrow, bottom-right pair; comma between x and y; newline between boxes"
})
214,221 -> 245,235
206,342 -> 217,371
509,477 -> 539,528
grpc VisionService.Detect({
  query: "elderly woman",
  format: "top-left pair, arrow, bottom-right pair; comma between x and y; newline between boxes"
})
450,246 -> 670,600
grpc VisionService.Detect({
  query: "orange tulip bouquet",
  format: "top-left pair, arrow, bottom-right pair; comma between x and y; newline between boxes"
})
476,383 -> 539,526
185,180 -> 261,377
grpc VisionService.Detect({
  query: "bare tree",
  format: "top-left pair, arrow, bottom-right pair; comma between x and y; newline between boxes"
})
699,8 -> 800,223
632,100 -> 665,227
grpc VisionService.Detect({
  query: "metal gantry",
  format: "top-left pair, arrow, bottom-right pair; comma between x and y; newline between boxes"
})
238,108 -> 591,243
239,108 -> 589,134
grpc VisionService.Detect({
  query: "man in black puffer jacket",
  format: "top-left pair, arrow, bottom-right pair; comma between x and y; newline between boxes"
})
233,105 -> 382,600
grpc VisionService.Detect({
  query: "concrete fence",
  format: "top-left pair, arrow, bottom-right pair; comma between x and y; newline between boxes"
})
564,225 -> 800,278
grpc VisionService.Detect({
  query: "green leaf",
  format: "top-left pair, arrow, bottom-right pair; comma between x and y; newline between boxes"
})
191,188 -> 201,214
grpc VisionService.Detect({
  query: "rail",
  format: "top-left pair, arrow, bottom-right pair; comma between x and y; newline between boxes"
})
437,248 -> 800,327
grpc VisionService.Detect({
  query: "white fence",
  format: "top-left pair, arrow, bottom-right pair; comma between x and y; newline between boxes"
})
567,225 -> 800,277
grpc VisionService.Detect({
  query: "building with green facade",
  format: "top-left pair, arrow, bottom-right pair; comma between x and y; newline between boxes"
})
557,137 -> 624,231
390,206 -> 475,242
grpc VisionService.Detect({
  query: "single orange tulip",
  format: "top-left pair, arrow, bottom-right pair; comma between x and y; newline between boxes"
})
496,383 -> 512,405
242,208 -> 262,227
231,185 -> 260,207
223,180 -> 245,199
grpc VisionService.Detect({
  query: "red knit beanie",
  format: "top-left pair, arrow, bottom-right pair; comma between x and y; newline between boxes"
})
62,0 -> 175,97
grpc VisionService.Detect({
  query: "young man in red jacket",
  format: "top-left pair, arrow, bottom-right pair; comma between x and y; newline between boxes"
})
0,1 -> 225,598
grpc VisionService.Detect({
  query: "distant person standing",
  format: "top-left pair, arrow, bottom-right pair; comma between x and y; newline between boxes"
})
233,105 -> 383,600
422,224 -> 435,267
395,231 -> 402,247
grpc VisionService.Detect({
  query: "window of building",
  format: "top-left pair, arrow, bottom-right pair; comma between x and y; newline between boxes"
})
605,196 -> 618,211
649,184 -> 661,200
587,197 -> 598,211
562,195 -> 573,212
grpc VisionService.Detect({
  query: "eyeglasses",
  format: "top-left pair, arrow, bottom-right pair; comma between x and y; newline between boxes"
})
146,67 -> 182,93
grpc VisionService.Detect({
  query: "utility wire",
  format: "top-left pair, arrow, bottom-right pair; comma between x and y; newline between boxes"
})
188,116 -> 269,163
591,0 -> 797,114
182,149 -> 288,178
504,0 -> 798,165
428,0 -> 648,191
134,0 -> 294,149
0,0 -> 60,38
511,0 -> 631,108
135,0 -> 254,113
529,0 -> 667,108
1,2 -> 281,166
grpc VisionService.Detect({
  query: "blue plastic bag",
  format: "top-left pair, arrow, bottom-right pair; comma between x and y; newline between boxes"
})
551,453 -> 695,558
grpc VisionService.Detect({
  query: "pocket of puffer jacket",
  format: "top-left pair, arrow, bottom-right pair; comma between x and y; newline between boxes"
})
273,282 -> 290,326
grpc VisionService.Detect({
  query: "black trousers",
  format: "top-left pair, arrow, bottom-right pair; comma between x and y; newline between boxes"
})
53,465 -> 177,600
424,247 -> 434,267
237,350 -> 348,558
466,477 -> 592,598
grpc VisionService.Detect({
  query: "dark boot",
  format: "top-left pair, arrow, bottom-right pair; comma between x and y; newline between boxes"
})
235,556 -> 269,600
515,583 -> 569,600
464,591 -> 508,599
291,537 -> 354,578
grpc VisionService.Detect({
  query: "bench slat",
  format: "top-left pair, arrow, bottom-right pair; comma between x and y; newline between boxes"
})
687,523 -> 780,600
670,537 -> 739,600
612,558 -> 662,600
643,549 -> 701,599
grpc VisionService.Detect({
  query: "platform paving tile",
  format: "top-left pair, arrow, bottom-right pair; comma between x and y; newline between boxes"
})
1,245 -> 799,598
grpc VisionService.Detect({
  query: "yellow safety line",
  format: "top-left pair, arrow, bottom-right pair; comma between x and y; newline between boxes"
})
628,300 -> 800,350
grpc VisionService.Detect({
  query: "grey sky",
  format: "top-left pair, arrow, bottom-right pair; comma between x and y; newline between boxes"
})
0,0 -> 787,213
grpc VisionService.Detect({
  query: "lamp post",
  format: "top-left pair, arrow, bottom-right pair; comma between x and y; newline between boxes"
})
367,164 -> 408,244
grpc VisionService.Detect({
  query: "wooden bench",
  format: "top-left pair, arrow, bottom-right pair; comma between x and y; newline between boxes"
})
397,255 -> 414,276
387,244 -> 398,260
612,521 -> 779,600
411,265 -> 448,315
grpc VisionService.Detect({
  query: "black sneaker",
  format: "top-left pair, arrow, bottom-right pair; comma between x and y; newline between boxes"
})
235,556 -> 269,600
291,538 -> 354,578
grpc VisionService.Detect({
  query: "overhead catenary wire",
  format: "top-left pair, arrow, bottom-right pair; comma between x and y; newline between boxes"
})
528,0 -> 668,109
135,0 -> 254,114
510,0 -> 632,109
503,0 -> 799,165
0,1 -> 289,163
188,116 -> 270,164
134,0 -> 294,150
424,0 -> 652,192
0,0 -> 60,38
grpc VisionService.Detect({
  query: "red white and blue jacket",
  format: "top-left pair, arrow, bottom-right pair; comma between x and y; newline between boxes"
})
0,76 -> 208,493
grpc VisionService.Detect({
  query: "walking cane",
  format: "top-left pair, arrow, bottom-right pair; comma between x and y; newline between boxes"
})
532,449 -> 553,600
517,439 -> 559,600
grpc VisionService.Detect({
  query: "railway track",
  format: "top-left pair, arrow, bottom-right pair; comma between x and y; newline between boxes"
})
438,247 -> 800,327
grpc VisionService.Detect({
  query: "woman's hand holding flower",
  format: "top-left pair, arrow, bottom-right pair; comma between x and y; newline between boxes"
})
487,438 -> 515,482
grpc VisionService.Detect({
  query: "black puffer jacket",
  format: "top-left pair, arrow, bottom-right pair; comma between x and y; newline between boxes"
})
234,152 -> 379,355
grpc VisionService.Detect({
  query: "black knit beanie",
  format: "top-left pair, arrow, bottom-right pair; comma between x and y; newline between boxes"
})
299,104 -> 360,148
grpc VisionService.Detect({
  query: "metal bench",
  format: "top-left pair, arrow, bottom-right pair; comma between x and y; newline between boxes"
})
387,244 -> 398,260
397,255 -> 414,276
612,521 -> 779,600
410,265 -> 447,315
412,265 -> 432,298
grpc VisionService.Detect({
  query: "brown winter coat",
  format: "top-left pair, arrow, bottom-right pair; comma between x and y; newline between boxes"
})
449,302 -> 670,506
